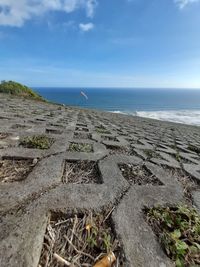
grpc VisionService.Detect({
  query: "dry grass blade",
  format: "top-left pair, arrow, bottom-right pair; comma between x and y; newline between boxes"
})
0,159 -> 36,183
53,253 -> 71,266
39,210 -> 125,267
119,164 -> 163,185
62,161 -> 100,184
64,235 -> 95,261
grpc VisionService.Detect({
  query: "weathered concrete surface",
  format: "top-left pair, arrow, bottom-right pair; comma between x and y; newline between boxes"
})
0,93 -> 200,267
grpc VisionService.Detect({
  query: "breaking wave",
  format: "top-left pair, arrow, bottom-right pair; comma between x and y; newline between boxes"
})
136,110 -> 200,126
110,109 -> 200,126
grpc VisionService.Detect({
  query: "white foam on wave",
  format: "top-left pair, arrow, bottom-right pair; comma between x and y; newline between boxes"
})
136,110 -> 200,126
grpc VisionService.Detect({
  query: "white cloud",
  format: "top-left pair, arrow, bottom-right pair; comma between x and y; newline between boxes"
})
85,0 -> 97,17
79,22 -> 94,31
174,0 -> 200,9
0,0 -> 98,27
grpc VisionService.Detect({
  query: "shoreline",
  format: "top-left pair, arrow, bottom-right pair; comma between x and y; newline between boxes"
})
1,92 -> 199,128
35,87 -> 200,127
111,109 -> 200,127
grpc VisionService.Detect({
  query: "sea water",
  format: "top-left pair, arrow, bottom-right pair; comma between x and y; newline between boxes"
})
35,88 -> 200,126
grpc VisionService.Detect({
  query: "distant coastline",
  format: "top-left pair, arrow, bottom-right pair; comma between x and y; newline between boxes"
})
35,87 -> 200,126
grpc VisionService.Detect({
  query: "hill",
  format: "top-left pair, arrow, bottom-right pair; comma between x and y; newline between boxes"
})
0,80 -> 44,101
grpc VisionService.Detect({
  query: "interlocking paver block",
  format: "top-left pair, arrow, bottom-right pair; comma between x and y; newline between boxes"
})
0,93 -> 199,267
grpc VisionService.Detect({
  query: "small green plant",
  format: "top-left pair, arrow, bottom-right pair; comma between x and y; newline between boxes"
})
103,232 -> 112,252
20,135 -> 54,149
86,226 -> 98,249
95,126 -> 111,134
143,149 -> 158,158
86,216 -> 112,253
69,143 -> 93,153
146,205 -> 200,267
188,144 -> 200,154
175,153 -> 181,162
170,144 -> 177,150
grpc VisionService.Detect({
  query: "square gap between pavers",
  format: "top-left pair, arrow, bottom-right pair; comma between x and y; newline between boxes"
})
62,160 -> 102,184
106,145 -> 129,155
11,124 -> 28,129
101,135 -> 119,142
74,132 -> 92,140
68,142 -> 94,153
118,163 -> 163,186
76,123 -> 87,128
49,123 -> 65,128
95,127 -> 111,135
38,210 -> 126,267
0,157 -> 37,183
36,118 -> 46,122
144,205 -> 200,267
46,129 -> 63,135
19,135 -> 54,150
75,127 -> 89,132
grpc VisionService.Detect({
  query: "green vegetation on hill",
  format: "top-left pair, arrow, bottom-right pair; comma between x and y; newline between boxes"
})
0,80 -> 45,101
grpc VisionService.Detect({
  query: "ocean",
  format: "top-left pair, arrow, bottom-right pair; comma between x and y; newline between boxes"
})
35,88 -> 200,126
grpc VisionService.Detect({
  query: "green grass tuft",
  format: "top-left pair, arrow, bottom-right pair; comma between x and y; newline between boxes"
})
69,142 -> 93,153
146,205 -> 200,267
20,135 -> 54,149
188,144 -> 200,154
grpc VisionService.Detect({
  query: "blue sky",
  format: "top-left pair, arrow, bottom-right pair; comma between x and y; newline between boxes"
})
0,0 -> 200,88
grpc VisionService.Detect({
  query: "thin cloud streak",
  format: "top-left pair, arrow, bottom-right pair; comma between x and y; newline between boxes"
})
174,0 -> 200,9
0,0 -> 98,27
0,64 -> 199,88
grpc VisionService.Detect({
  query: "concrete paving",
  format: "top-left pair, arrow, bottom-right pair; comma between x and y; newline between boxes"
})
0,93 -> 200,267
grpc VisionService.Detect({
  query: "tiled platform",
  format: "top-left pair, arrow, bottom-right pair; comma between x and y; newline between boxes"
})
0,93 -> 199,267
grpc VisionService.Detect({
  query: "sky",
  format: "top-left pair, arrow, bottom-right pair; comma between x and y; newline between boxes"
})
0,0 -> 200,88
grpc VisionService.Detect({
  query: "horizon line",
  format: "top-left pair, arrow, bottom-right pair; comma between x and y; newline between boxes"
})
33,86 -> 200,90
